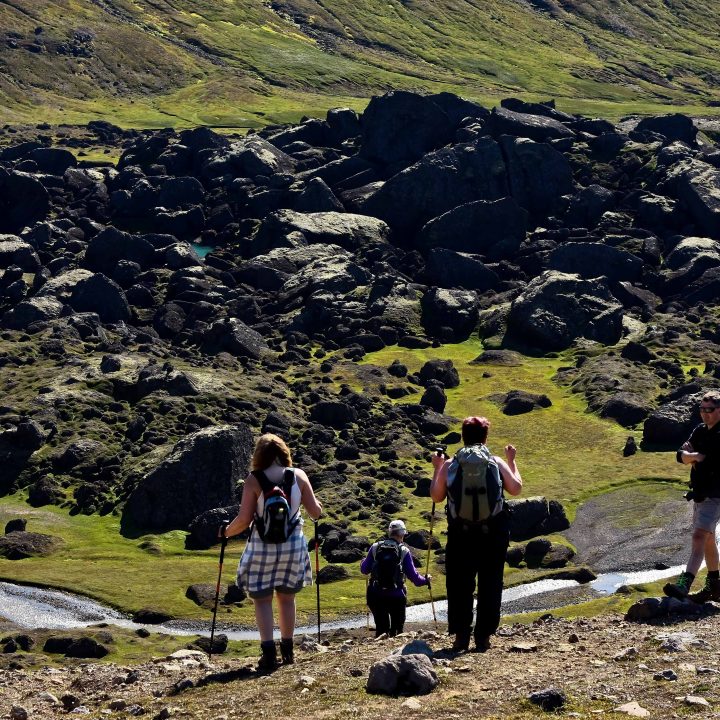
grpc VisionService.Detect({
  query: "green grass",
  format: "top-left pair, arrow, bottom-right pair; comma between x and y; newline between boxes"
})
2,0 -> 720,127
361,338 -> 686,514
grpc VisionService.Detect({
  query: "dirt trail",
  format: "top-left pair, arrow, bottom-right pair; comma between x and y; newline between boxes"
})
3,611 -> 720,718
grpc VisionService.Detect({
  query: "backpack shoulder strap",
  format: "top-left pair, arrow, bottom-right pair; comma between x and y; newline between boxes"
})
252,469 -> 273,493
282,467 -> 296,492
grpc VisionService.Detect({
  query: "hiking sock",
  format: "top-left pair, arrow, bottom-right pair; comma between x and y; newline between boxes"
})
280,637 -> 294,665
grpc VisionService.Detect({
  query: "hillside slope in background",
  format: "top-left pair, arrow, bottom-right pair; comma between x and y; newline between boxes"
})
1,0 -> 720,127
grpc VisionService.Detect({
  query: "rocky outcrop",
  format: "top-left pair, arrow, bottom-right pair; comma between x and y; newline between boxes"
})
507,497 -> 570,541
507,272 -> 624,351
0,531 -> 63,559
122,425 -> 253,532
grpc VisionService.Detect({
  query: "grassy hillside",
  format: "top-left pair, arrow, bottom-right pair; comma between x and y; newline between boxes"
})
1,0 -> 720,127
0,340 -> 688,622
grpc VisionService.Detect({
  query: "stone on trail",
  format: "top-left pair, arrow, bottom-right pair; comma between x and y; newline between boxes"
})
398,640 -> 434,659
527,687 -> 566,711
613,647 -> 639,661
401,697 -> 423,710
366,654 -> 439,695
316,564 -> 350,584
509,641 -> 538,653
683,695 -> 710,707
185,583 -> 223,607
4,518 -> 26,534
614,701 -> 651,717
191,634 -> 227,655
132,608 -> 174,624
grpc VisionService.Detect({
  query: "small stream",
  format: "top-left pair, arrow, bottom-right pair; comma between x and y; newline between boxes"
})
0,564 -> 684,641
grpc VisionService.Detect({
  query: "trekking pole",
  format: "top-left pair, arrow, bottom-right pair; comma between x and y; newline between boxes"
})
426,502 -> 437,625
209,523 -> 229,661
314,520 -> 321,642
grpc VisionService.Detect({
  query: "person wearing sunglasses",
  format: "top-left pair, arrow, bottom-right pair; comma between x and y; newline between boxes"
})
664,391 -> 720,602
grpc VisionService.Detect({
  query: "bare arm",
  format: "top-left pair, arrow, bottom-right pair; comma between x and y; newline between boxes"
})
296,469 -> 323,521
430,454 -> 450,503
679,441 -> 705,464
223,474 -> 260,537
496,444 -> 522,496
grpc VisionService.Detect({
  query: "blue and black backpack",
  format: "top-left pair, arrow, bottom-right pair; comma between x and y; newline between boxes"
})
253,468 -> 300,543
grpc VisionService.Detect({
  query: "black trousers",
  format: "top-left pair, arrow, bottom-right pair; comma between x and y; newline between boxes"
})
445,511 -> 510,641
366,588 -> 407,637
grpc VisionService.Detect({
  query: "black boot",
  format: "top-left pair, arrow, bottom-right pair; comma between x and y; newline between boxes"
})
257,640 -> 278,673
280,637 -> 294,665
451,629 -> 471,653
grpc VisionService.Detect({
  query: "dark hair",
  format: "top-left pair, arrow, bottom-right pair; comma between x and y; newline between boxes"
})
251,433 -> 292,470
461,416 -> 490,445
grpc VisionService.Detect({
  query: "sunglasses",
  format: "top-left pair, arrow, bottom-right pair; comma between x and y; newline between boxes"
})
700,406 -> 720,413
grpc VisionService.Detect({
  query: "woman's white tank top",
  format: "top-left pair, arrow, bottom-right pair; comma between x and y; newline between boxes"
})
255,463 -> 302,518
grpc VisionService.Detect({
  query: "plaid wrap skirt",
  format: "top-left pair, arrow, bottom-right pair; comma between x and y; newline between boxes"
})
237,522 -> 312,598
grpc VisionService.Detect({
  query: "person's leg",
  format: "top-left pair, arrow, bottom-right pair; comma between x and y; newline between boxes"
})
445,527 -> 476,650
252,593 -> 278,671
687,528 -> 711,576
276,591 -> 297,638
388,596 -> 407,636
704,530 -> 719,572
253,594 -> 275,642
666,500 -> 717,599
474,517 -> 510,649
688,503 -> 720,603
367,591 -> 391,636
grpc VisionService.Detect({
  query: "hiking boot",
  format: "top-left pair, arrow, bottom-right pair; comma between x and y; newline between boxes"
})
689,577 -> 720,604
280,638 -> 294,665
472,636 -> 491,653
663,572 -> 693,600
451,630 -> 471,653
257,641 -> 278,673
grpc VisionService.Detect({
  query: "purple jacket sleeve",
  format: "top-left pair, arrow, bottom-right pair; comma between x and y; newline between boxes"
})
360,546 -> 375,575
402,548 -> 427,587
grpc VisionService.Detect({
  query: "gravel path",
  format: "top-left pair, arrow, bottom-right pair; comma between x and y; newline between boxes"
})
566,483 -> 692,572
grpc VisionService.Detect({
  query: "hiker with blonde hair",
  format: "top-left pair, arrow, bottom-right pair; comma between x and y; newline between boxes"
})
222,433 -> 322,671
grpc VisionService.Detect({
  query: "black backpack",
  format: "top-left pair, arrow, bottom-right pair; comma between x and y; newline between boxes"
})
371,539 -> 405,590
253,468 -> 300,544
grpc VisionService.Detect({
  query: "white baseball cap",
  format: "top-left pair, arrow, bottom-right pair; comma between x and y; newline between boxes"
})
388,519 -> 407,535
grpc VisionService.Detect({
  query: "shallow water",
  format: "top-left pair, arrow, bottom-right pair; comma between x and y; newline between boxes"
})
192,243 -> 215,258
0,563 -> 686,641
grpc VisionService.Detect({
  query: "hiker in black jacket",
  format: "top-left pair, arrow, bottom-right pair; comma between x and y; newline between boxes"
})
431,416 -> 522,653
664,391 -> 720,602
